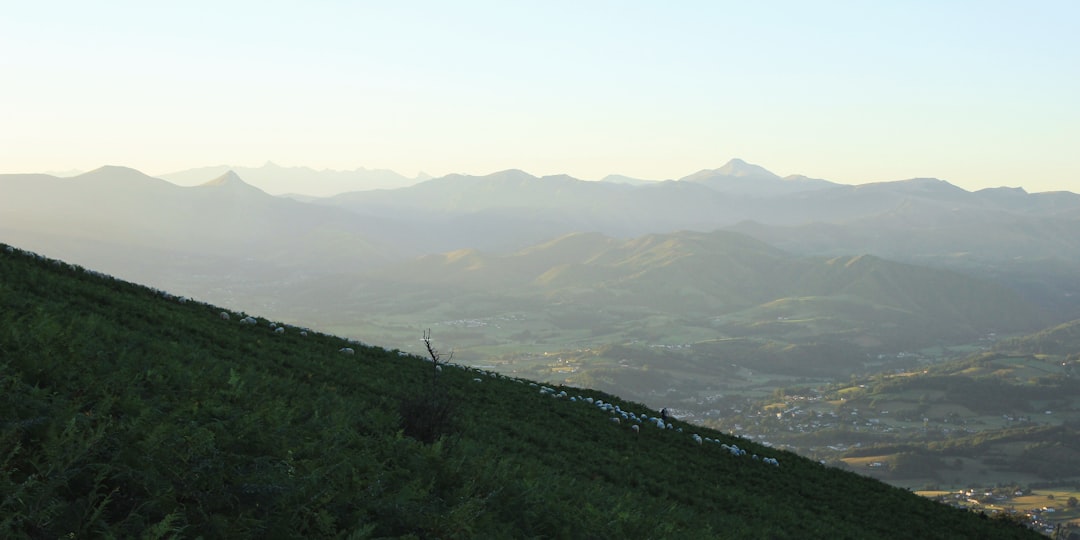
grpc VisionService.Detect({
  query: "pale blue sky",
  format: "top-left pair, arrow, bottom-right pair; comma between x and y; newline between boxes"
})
2,1 -> 1077,191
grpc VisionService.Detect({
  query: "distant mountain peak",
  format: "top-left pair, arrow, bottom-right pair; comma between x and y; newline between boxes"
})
783,174 -> 829,183
862,177 -> 969,196
78,165 -> 152,179
678,159 -> 839,196
601,174 -> 656,185
980,186 -> 1028,195
486,169 -> 536,181
201,170 -> 246,187
198,171 -> 267,195
714,158 -> 781,179
682,159 -> 780,184
74,165 -> 172,187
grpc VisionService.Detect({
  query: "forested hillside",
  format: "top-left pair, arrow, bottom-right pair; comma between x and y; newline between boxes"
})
0,244 -> 1039,538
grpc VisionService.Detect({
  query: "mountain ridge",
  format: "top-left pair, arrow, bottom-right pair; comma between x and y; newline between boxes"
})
160,161 -> 426,196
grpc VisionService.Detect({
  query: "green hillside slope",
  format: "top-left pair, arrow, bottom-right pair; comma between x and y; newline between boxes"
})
996,319 -> 1080,357
0,244 -> 1038,538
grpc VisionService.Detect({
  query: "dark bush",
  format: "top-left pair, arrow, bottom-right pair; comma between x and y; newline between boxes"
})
399,389 -> 456,444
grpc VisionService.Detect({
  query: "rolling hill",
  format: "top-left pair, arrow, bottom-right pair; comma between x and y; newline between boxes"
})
0,243 -> 1039,538
707,318 -> 1080,495
321,230 -> 1048,356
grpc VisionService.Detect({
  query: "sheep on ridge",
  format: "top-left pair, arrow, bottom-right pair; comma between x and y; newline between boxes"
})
219,311 -> 230,321
339,347 -> 355,355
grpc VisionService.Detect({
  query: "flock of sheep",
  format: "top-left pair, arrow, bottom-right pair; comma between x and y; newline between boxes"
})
207,303 -> 783,469
218,310 -> 312,337
529,383 -> 781,467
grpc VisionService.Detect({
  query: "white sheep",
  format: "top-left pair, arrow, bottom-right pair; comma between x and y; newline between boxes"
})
300,331 -> 308,337
692,434 -> 703,445
631,424 -> 640,433
610,417 -> 621,424
219,311 -> 230,321
239,316 -> 257,325
274,327 -> 284,334
339,347 -> 355,355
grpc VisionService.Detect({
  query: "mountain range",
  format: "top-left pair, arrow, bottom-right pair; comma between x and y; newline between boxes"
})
3,160 -> 1077,331
159,161 -> 430,197
0,167 -> 411,304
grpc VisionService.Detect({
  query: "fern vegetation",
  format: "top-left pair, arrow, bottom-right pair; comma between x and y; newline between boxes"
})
0,244 -> 1039,538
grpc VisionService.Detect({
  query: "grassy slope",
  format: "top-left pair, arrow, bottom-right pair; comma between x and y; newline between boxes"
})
0,244 -> 1038,539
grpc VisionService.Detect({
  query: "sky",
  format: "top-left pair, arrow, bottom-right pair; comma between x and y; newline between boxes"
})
2,1 -> 1078,192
